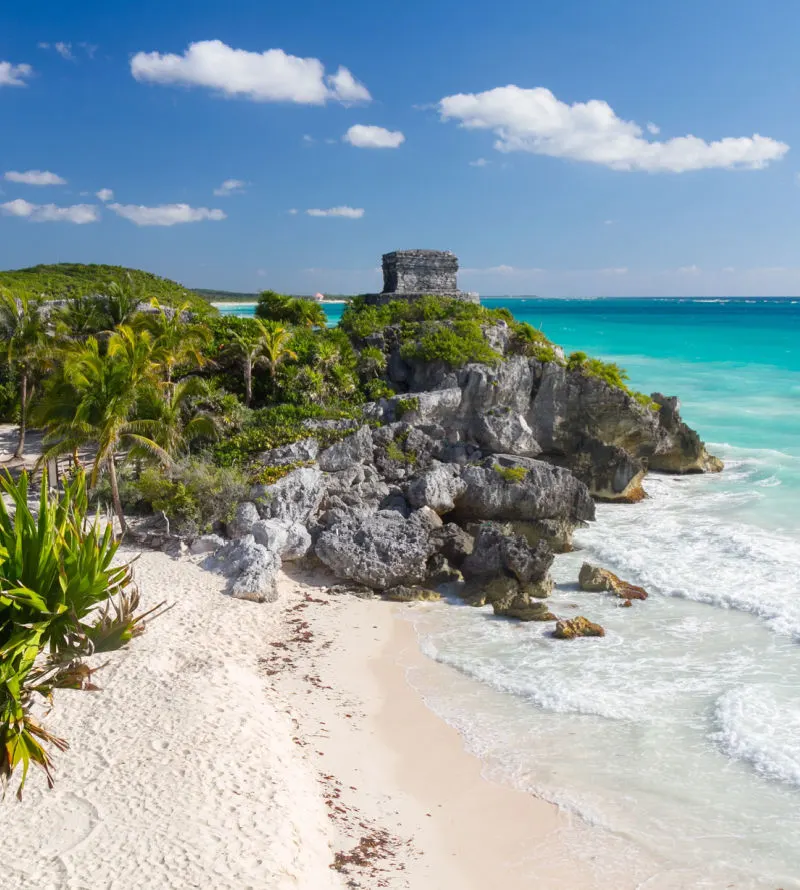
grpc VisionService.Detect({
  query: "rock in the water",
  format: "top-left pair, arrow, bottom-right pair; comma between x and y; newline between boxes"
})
578,562 -> 648,600
552,439 -> 646,503
426,553 -> 462,585
252,466 -> 325,524
205,535 -> 281,603
455,457 -> 595,524
227,501 -> 260,538
382,585 -> 441,602
406,461 -> 467,514
494,596 -> 556,622
463,523 -> 554,583
315,508 -> 437,589
256,437 -> 319,467
648,393 -> 724,473
553,616 -> 606,639
317,426 -> 373,473
431,522 -> 474,567
189,533 -> 226,555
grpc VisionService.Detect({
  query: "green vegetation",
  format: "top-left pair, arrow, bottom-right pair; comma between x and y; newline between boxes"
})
566,351 -> 658,410
494,464 -> 528,484
255,290 -> 327,328
0,264 -> 212,316
395,396 -> 420,418
0,469 -> 164,798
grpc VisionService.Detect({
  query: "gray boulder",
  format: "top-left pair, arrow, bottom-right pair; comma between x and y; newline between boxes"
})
252,466 -> 325,524
406,462 -> 466,514
189,533 -> 226,555
256,437 -> 319,467
251,519 -> 312,562
227,501 -> 260,538
315,508 -> 438,589
455,456 -> 595,523
318,426 -> 373,473
205,535 -> 281,603
321,463 -> 390,513
471,410 -> 541,457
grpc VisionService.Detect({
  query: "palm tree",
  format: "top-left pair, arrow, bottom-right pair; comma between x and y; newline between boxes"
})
39,329 -> 169,534
0,289 -> 49,459
293,298 -> 327,329
138,298 -> 211,387
103,275 -> 142,328
135,376 -> 218,457
225,318 -> 296,407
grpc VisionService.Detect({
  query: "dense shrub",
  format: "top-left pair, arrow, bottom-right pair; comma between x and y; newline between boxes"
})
494,465 -> 528,484
400,319 -> 501,368
566,351 -> 658,410
255,290 -> 327,328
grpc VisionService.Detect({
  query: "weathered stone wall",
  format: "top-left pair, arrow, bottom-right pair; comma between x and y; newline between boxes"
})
383,250 -> 459,294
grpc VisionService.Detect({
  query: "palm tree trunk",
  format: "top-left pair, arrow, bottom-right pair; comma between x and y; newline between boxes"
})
106,454 -> 127,536
13,372 -> 27,460
244,355 -> 253,407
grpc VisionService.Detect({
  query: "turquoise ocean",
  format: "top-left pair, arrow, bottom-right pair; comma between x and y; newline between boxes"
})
228,298 -> 800,887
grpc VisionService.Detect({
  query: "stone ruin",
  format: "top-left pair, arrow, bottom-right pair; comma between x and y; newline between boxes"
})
364,249 -> 479,305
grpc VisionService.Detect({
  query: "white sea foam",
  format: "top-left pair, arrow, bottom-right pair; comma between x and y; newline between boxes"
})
714,686 -> 800,788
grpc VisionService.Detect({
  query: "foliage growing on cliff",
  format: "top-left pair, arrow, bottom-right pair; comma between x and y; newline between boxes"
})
395,396 -> 420,418
0,470 -> 162,798
400,319 -> 501,369
494,465 -> 528,484
508,321 -> 561,364
566,351 -> 658,410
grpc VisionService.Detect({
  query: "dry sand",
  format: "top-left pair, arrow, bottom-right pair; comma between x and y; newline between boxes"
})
0,546 -> 624,889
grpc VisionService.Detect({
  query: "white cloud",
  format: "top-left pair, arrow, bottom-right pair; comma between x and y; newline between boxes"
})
438,85 -> 788,173
647,122 -> 660,135
723,266 -> 736,273
288,208 -> 299,215
130,40 -> 370,105
55,42 -> 75,61
306,206 -> 364,218
4,169 -> 67,186
1,198 -> 99,224
600,266 -> 628,274
469,157 -> 489,167
96,188 -> 114,202
604,218 -> 614,225
0,61 -> 33,87
302,134 -> 315,143
213,178 -> 246,196
108,202 -> 226,226
78,42 -> 98,59
343,124 -> 405,149
677,264 -> 701,274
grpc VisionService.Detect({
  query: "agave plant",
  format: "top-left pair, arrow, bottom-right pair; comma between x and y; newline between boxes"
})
0,469 -> 165,799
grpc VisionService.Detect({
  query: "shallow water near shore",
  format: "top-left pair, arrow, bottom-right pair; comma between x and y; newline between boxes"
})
405,298 -> 800,888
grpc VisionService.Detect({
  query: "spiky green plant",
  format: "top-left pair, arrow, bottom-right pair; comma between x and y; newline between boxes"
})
0,469 -> 164,799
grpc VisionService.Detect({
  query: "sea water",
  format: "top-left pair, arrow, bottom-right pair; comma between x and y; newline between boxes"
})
403,298 -> 800,888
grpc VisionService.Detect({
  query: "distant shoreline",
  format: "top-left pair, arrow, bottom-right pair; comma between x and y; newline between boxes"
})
210,299 -> 349,307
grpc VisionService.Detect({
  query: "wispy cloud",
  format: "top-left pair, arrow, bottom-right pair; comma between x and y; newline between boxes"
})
96,188 -> 114,202
305,206 -> 364,218
469,158 -> 489,167
0,61 -> 33,87
108,202 -> 226,226
213,178 -> 247,197
4,169 -> 66,186
1,198 -> 99,223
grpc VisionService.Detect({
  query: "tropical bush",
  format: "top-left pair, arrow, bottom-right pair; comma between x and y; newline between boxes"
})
400,319 -> 501,368
0,470 -> 162,798
566,351 -> 657,410
255,290 -> 327,328
494,465 -> 528,484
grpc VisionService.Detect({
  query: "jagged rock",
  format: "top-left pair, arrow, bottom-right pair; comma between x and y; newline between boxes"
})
471,410 -> 541,458
227,501 -> 260,538
406,462 -> 467,514
553,616 -> 606,639
430,522 -> 474,567
551,439 -> 646,503
426,553 -> 462,585
493,596 -> 556,622
455,457 -> 595,524
322,463 -> 391,513
463,523 -> 554,583
382,585 -> 442,602
205,535 -> 281,603
648,394 -> 724,473
372,423 -> 439,482
504,519 -> 578,554
252,466 -> 325,524
318,426 -> 373,473
314,508 -> 438,589
579,563 -> 648,600
256,438 -> 319,467
251,519 -> 312,562
189,534 -> 225,555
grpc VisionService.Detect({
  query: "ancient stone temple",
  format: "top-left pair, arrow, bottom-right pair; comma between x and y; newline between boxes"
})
364,249 -> 479,305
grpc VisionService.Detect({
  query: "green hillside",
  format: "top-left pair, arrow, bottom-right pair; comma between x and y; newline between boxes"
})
0,263 -> 214,314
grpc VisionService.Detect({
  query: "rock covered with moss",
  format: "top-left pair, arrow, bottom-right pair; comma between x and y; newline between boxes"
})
579,562 -> 648,600
553,616 -> 606,639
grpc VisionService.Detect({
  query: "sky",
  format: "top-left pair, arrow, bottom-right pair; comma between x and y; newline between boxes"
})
2,0 -> 800,297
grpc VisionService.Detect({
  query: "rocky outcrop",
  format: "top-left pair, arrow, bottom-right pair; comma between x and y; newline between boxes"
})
647,394 -> 724,473
553,616 -> 606,639
406,462 -> 466,514
189,533 -> 225,555
252,466 -> 325,524
205,535 -> 281,603
228,501 -> 260,538
251,519 -> 312,562
317,426 -> 373,473
382,585 -> 441,602
257,438 -> 319,467
315,508 -> 439,589
455,457 -> 595,524
579,563 -> 648,600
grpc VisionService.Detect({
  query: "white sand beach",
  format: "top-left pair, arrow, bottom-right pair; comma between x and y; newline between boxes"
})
0,545 -> 616,889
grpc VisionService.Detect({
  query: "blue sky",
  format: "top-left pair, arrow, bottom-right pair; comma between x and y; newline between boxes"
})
2,0 -> 800,296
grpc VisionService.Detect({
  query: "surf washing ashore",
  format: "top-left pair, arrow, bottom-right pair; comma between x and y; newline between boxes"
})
2,290 -> 798,889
